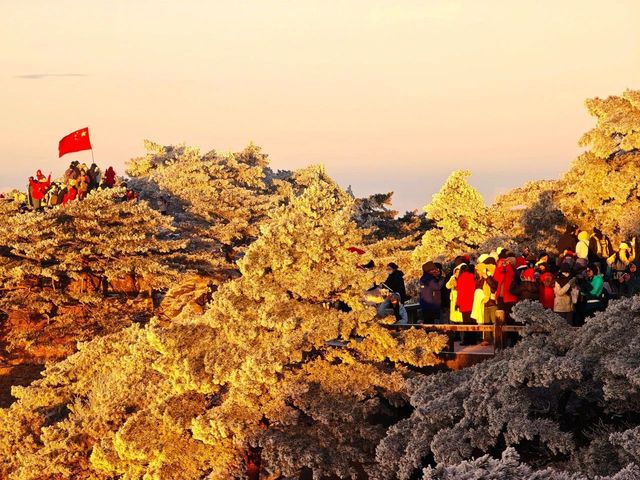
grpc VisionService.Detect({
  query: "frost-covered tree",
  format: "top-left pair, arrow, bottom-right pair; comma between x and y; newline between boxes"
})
372,298 -> 640,480
422,448 -> 640,480
0,167 -> 447,479
413,170 -> 493,265
353,191 -> 431,243
0,188 -> 185,290
126,141 -> 282,258
559,90 -> 640,241
4,89 -> 640,480
0,189 -> 189,363
490,180 -> 567,254
578,89 -> 640,159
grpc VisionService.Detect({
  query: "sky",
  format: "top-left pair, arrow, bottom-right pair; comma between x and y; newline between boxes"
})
1,0 -> 639,212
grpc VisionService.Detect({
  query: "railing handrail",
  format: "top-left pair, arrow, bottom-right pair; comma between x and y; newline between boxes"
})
382,323 -> 526,332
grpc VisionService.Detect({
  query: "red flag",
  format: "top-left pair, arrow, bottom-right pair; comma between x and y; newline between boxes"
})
58,127 -> 92,157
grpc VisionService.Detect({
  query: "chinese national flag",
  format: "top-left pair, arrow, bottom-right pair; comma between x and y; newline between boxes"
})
58,127 -> 92,157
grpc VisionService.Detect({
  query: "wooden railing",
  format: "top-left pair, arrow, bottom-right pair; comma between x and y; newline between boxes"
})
382,321 -> 527,352
379,303 -> 532,352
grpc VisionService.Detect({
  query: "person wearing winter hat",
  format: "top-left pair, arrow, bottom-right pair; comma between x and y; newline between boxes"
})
516,245 -> 531,268
589,228 -> 613,262
384,262 -> 407,303
536,254 -> 550,268
377,293 -> 408,325
537,263 -> 555,310
607,240 -> 637,296
419,261 -> 444,323
473,261 -> 497,345
455,263 -> 477,345
103,166 -> 117,188
579,264 -> 605,319
558,250 -> 576,271
608,241 -> 636,267
446,263 -> 466,323
28,171 -> 51,209
513,263 -> 538,301
63,179 -> 78,204
576,231 -> 590,264
554,263 -> 576,325
88,163 -> 102,190
494,252 -> 518,323
477,253 -> 490,264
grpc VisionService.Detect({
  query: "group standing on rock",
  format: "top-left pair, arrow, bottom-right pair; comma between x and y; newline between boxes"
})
26,162 -> 119,209
378,225 -> 639,345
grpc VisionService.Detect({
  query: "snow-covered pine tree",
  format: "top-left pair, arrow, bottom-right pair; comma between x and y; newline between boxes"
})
559,90 -> 640,241
413,170 -> 492,265
0,167 -> 447,479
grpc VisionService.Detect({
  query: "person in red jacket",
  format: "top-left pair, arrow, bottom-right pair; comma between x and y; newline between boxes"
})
103,167 -> 116,188
63,179 -> 78,204
456,264 -> 477,345
538,263 -> 555,310
28,171 -> 51,209
493,251 -> 519,323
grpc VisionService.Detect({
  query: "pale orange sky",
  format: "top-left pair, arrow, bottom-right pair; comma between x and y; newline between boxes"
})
1,1 -> 639,212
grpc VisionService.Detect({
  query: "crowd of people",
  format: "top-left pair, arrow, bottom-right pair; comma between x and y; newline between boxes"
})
25,162 -> 123,209
378,226 -> 639,346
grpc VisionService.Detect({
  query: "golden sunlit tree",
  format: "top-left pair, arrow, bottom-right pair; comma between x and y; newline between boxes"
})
0,167 -> 447,479
413,170 -> 493,265
559,89 -> 640,241
0,189 -> 188,362
126,140 -> 282,264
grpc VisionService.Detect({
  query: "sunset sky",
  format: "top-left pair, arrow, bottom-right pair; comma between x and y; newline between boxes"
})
1,0 -> 639,212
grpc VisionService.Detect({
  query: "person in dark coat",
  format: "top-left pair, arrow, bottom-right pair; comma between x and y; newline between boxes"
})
557,225 -> 579,256
88,163 -> 102,190
513,264 -> 539,301
384,262 -> 407,303
419,261 -> 445,323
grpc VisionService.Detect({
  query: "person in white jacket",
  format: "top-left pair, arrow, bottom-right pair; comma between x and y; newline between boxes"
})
554,263 -> 577,325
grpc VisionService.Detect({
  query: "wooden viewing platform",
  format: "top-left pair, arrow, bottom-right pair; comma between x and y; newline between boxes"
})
382,321 -> 528,353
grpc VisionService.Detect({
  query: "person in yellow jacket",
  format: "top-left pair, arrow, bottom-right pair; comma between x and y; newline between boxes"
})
607,240 -> 636,268
575,231 -> 590,265
446,264 -> 465,323
608,240 -> 637,296
472,261 -> 492,324
474,257 -> 497,345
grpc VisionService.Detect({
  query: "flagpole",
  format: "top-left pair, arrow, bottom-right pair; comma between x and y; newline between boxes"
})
88,125 -> 95,164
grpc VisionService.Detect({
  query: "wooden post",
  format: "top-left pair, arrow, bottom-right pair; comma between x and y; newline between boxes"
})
494,310 -> 505,351
447,329 -> 455,352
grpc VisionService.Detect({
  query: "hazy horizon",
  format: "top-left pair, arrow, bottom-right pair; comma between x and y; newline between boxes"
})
1,0 -> 639,212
